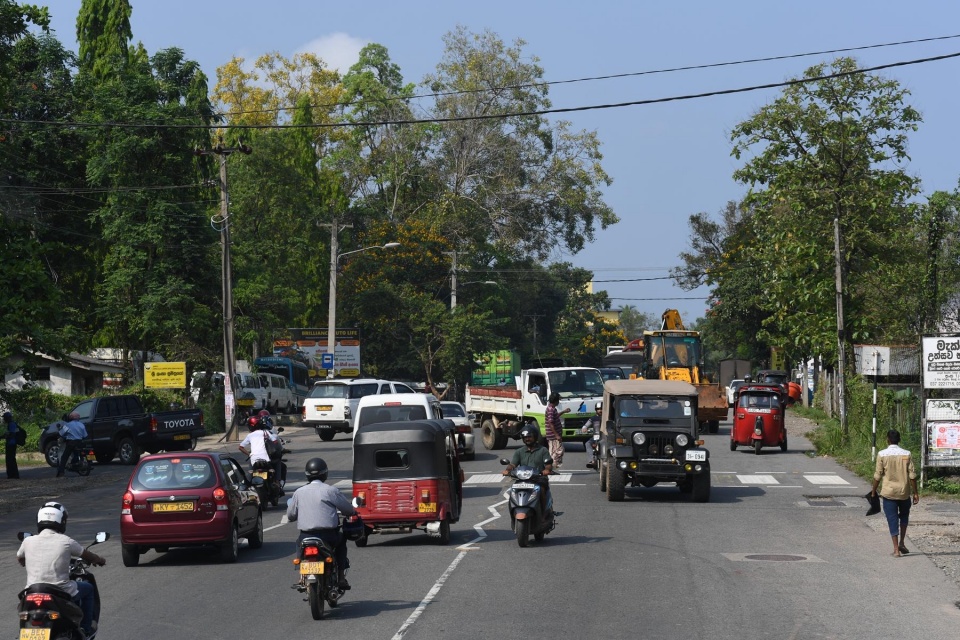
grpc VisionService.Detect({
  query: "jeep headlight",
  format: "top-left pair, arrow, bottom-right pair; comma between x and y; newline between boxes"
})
675,434 -> 689,447
632,432 -> 646,446
663,444 -> 675,456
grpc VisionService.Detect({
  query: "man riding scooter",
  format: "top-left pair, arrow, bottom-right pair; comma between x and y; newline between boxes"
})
239,417 -> 283,497
502,425 -> 559,516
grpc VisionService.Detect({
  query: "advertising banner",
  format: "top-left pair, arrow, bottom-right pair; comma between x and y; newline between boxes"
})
922,336 -> 960,389
144,362 -> 187,389
274,328 -> 362,379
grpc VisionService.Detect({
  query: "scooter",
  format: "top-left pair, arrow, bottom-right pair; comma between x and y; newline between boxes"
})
580,419 -> 600,472
500,460 -> 556,547
59,438 -> 94,477
17,531 -> 109,639
294,512 -> 365,620
249,427 -> 288,507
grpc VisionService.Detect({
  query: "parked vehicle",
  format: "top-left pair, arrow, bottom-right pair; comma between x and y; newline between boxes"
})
439,400 -> 476,460
16,531 -> 109,640
598,379 -> 711,502
294,513 -> 364,620
119,451 -> 263,566
254,356 -> 311,410
726,379 -> 746,407
302,379 -> 417,441
640,309 -> 727,433
500,459 -> 557,547
466,367 -> 605,450
730,384 -> 788,454
351,420 -> 463,545
40,395 -> 205,467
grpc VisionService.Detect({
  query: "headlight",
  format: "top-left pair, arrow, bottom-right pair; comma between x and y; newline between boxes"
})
663,444 -> 675,456
515,467 -> 534,480
675,434 -> 689,447
648,444 -> 659,456
632,432 -> 646,446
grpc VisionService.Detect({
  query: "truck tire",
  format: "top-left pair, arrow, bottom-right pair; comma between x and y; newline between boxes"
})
481,419 -> 507,450
117,436 -> 141,465
606,462 -> 625,502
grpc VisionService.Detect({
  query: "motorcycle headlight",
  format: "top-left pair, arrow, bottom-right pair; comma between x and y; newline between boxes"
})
675,434 -> 689,447
632,432 -> 646,446
515,467 -> 534,480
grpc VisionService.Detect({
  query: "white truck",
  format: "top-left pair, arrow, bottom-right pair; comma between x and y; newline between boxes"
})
466,367 -> 605,450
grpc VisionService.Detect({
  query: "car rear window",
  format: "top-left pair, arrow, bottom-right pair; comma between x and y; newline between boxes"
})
349,383 -> 380,399
132,458 -> 217,490
441,403 -> 466,417
310,383 -> 348,399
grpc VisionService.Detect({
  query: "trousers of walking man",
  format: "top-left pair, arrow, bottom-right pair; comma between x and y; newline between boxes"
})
871,429 -> 919,557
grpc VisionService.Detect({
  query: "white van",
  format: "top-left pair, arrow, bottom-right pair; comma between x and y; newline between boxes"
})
302,379 -> 417,441
353,392 -> 444,439
259,372 -> 296,414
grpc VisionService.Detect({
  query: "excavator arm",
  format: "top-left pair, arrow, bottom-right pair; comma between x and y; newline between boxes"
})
661,309 -> 685,331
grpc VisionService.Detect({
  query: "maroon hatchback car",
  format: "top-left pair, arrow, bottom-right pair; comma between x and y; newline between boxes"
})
120,451 -> 263,566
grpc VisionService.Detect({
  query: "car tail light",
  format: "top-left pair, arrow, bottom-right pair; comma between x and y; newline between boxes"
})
198,410 -> 204,427
455,425 -> 471,434
150,416 -> 158,434
213,487 -> 229,511
121,491 -> 133,515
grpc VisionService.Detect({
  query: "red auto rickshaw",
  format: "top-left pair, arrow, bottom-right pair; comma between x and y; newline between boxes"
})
351,419 -> 463,546
730,384 -> 787,454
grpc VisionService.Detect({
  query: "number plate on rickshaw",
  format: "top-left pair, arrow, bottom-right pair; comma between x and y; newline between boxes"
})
685,450 -> 706,462
300,561 -> 325,575
512,482 -> 536,489
173,433 -> 190,441
153,501 -> 193,513
418,502 -> 437,512
19,629 -> 50,640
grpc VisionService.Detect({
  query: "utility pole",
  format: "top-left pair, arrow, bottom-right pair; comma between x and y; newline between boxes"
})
445,250 -> 458,310
834,215 -> 848,438
195,138 -> 251,441
320,216 -> 352,377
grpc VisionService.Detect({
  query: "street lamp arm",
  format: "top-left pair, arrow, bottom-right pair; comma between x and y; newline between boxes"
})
336,242 -> 401,267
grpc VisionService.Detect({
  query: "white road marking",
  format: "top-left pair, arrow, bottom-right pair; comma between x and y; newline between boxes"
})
804,474 -> 849,485
736,474 -> 780,485
465,472 -> 572,484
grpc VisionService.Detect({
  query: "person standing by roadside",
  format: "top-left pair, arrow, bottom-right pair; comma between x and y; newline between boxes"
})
56,412 -> 87,478
3,411 -> 20,479
871,429 -> 919,557
545,392 -> 569,470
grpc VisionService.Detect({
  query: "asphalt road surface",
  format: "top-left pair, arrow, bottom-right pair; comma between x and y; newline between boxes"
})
3,417 -> 959,640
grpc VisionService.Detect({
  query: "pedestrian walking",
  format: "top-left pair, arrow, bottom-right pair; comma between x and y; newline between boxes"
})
3,411 -> 20,479
545,392 -> 569,469
871,429 -> 919,557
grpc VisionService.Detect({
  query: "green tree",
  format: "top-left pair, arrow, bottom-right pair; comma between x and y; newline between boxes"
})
617,305 -> 656,340
76,0 -> 132,78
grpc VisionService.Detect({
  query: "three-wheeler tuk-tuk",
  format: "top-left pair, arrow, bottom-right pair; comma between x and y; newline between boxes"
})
352,419 -> 463,546
730,384 -> 787,454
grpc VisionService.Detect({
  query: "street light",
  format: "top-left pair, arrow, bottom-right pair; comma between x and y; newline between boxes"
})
327,238 -> 400,374
451,280 -> 497,310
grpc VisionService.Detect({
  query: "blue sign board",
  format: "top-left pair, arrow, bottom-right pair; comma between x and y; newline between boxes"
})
321,353 -> 334,369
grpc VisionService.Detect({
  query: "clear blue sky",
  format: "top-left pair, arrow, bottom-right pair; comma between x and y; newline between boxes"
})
46,1 -> 960,324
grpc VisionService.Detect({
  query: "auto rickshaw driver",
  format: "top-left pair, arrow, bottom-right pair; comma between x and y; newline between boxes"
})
502,426 -> 559,516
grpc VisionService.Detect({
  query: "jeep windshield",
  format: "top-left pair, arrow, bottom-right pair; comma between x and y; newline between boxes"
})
614,395 -> 692,425
547,369 -> 605,398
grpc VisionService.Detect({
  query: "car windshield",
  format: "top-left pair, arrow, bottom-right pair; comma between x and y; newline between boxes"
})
615,395 -> 691,421
441,403 -> 466,417
310,383 -> 348,399
132,457 -> 216,490
548,369 -> 605,398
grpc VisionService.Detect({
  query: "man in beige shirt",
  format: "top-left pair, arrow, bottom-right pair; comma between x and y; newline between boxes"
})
871,429 -> 919,557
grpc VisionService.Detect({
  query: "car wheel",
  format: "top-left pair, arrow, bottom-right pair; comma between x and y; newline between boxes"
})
94,449 -> 115,465
44,440 -> 61,468
318,430 -> 335,442
220,523 -> 239,563
692,472 -> 711,503
286,401 -> 294,414
438,518 -> 451,545
117,437 -> 141,465
599,458 -> 607,492
121,543 -> 140,567
247,511 -> 264,549
189,436 -> 198,451
606,464 -> 625,502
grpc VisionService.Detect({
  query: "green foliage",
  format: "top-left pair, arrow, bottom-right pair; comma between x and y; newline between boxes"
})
76,0 -> 132,78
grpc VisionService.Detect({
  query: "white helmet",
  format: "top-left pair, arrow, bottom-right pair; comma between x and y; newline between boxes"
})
37,501 -> 68,533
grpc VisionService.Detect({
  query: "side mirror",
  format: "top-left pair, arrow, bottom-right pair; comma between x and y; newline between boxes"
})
499,458 -> 510,466
276,427 -> 285,434
17,532 -> 31,541
94,532 -> 110,544
352,496 -> 365,508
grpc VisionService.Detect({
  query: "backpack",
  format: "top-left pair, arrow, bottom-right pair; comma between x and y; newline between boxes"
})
15,427 -> 26,446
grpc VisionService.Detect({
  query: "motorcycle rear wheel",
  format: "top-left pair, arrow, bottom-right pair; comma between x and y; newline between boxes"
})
308,581 -> 324,620
78,457 -> 92,476
515,519 -> 530,547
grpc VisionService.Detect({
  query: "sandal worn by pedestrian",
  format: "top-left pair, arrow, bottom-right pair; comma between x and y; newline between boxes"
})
899,544 -> 909,554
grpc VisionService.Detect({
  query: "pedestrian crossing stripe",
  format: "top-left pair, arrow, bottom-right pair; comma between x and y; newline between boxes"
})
737,474 -> 779,485
803,474 -> 848,485
325,473 -> 849,488
464,473 -> 573,485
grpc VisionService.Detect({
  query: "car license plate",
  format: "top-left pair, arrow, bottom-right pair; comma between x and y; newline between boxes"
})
152,501 -> 194,513
512,482 -> 536,489
20,629 -> 50,640
685,450 -> 706,462
173,433 -> 190,441
300,561 -> 325,575
418,502 -> 437,512
318,405 -> 332,411
317,424 -> 331,429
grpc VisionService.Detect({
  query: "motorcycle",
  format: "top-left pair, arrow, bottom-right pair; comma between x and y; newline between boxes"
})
249,427 -> 288,507
580,418 -> 600,471
59,438 -> 94,477
17,531 -> 109,640
294,512 -> 365,620
500,460 -> 556,547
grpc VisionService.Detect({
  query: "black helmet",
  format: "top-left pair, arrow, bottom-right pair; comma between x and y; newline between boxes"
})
305,457 -> 328,482
37,501 -> 68,534
520,425 -> 538,441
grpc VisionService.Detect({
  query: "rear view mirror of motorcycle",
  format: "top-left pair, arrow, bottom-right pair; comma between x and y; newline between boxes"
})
352,496 -> 365,508
499,458 -> 510,465
276,427 -> 285,433
17,532 -> 32,541
95,532 -> 110,544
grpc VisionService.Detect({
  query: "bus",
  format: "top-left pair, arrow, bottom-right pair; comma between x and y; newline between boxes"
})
253,356 -> 310,408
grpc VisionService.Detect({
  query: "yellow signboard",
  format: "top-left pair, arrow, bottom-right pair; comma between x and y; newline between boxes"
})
770,347 -> 785,372
144,362 -> 187,389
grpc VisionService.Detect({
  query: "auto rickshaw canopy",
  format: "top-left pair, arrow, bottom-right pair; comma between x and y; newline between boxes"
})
353,419 -> 459,482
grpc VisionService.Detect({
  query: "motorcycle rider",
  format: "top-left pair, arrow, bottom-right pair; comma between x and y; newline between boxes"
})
257,409 -> 287,486
502,425 -> 557,514
239,416 -> 283,496
17,502 -> 106,637
56,412 -> 87,478
286,457 -> 357,590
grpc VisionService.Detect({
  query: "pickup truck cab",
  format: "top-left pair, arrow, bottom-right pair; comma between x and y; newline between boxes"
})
302,379 -> 418,441
40,394 -> 205,466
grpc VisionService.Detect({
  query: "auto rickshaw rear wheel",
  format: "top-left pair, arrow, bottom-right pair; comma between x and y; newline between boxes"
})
438,519 -> 451,545
729,438 -> 737,452
780,434 -> 788,452
754,439 -> 762,455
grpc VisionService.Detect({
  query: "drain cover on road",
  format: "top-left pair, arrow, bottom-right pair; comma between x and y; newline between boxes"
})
723,553 -> 825,563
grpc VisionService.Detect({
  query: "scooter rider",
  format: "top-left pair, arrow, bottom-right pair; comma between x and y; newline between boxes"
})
239,417 -> 283,495
17,502 -> 106,637
502,425 -> 557,514
257,409 -> 287,486
287,457 -> 357,590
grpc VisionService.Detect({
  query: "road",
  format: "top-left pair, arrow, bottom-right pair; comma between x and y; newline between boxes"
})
3,416 -> 959,640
